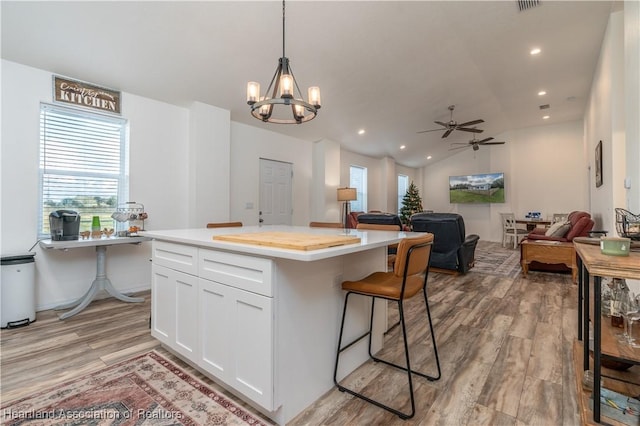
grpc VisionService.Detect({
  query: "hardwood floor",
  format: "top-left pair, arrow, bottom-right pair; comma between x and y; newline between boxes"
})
1,249 -> 582,425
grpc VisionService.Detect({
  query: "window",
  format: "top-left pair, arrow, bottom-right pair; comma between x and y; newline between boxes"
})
39,103 -> 128,238
398,174 -> 409,214
349,165 -> 367,212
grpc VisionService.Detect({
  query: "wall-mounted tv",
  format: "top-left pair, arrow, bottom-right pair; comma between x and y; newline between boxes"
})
449,172 -> 505,203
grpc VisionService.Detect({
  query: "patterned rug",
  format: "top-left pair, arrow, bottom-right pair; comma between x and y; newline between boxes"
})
1,351 -> 270,425
472,241 -> 522,278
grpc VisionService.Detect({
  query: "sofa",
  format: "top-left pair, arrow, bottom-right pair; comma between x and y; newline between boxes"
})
526,210 -> 594,242
410,212 -> 479,274
523,210 -> 594,274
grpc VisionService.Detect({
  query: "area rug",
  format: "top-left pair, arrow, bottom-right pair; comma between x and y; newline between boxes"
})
472,241 -> 522,278
1,350 -> 270,425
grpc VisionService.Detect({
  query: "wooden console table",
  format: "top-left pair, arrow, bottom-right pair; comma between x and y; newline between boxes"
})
516,219 -> 551,231
521,239 -> 577,283
575,242 -> 640,424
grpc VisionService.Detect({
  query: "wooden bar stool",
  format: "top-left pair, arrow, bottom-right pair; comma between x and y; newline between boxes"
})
333,233 -> 441,419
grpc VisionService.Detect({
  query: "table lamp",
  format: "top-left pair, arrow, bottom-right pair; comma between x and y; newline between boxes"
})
337,187 -> 357,229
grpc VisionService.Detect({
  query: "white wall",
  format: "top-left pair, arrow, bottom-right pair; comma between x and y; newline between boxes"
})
585,10 -> 640,235
625,1 -> 640,213
188,101 -> 231,227
311,139 -> 342,222
421,120 -> 586,242
1,60 -> 190,309
584,10 -> 627,233
229,122 -> 313,226
585,7 -> 640,291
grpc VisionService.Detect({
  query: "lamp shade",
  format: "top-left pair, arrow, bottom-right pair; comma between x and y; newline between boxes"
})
337,187 -> 357,201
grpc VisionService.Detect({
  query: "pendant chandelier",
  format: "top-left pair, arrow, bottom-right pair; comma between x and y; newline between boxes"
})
246,0 -> 321,124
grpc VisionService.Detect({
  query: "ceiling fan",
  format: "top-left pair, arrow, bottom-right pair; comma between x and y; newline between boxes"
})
417,105 -> 485,138
449,136 -> 506,151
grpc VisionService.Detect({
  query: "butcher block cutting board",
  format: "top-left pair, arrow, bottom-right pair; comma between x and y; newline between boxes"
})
213,232 -> 361,251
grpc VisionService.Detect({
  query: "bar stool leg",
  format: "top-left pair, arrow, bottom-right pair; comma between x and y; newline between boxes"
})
334,290 -> 441,419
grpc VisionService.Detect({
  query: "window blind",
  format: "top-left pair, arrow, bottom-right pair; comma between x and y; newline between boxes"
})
349,165 -> 367,212
39,103 -> 128,237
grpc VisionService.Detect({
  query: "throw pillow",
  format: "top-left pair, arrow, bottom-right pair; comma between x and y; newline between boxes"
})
551,223 -> 571,237
545,221 -> 571,238
545,221 -> 564,236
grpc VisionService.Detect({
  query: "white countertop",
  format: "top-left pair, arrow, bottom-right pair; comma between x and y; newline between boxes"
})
39,235 -> 151,249
142,225 -> 414,261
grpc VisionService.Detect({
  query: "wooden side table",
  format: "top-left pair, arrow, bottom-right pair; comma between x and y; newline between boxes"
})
520,239 -> 577,283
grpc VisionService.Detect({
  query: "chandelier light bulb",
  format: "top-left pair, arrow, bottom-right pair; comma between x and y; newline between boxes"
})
259,97 -> 272,117
247,82 -> 260,104
280,74 -> 294,98
293,102 -> 305,119
308,87 -> 321,107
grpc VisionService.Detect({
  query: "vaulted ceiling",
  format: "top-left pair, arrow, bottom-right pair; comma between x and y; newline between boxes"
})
1,1 -> 616,167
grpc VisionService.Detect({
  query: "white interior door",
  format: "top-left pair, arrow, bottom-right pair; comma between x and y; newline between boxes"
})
259,158 -> 293,225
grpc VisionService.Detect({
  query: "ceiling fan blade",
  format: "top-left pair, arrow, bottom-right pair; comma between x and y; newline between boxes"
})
416,128 -> 443,134
457,127 -> 484,133
458,119 -> 484,127
480,141 -> 506,145
476,137 -> 494,143
450,142 -> 470,145
442,129 -> 454,138
448,146 -> 469,151
434,121 -> 449,128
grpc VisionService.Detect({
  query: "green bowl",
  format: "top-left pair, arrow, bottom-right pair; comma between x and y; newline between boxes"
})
600,237 -> 631,256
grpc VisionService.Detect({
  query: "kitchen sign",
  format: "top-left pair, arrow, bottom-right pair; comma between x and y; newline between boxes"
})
53,76 -> 121,114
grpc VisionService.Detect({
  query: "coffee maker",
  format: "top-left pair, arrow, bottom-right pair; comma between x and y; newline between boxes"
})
49,210 -> 80,241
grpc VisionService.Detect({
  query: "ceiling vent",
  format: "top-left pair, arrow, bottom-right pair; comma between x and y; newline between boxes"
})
517,0 -> 540,12
539,104 -> 550,110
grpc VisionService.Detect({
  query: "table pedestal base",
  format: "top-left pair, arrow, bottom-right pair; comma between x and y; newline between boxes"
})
55,245 -> 144,320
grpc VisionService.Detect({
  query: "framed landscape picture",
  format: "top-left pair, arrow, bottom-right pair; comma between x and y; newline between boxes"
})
595,140 -> 603,188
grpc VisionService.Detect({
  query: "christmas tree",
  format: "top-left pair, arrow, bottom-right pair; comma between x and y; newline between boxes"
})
399,181 -> 423,226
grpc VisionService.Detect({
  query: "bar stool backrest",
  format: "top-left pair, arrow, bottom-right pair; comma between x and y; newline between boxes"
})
206,221 -> 243,228
393,233 -> 434,279
356,223 -> 401,231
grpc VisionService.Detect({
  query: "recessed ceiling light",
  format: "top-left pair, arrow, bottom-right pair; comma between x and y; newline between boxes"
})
400,145 -> 406,150
358,129 -> 365,135
530,48 -> 541,55
426,155 -> 432,160
538,90 -> 547,96
543,115 -> 550,120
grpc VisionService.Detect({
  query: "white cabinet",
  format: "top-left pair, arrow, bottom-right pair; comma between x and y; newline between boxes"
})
151,264 -> 199,360
151,241 -> 199,360
151,241 -> 275,411
199,278 -> 273,409
151,264 -> 175,346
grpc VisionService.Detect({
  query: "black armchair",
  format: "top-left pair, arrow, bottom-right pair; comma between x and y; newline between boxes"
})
410,212 -> 480,274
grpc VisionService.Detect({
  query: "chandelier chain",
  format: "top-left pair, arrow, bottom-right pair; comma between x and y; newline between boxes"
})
282,0 -> 286,59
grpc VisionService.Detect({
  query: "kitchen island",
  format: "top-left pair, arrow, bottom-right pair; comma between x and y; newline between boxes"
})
143,225 -> 413,424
